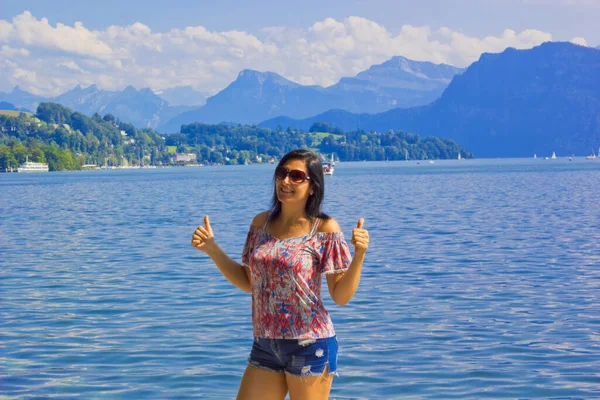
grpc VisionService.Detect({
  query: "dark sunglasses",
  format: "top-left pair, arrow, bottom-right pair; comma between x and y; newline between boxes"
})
275,166 -> 311,183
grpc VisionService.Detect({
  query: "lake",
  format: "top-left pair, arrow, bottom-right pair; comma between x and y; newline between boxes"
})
2,158 -> 600,399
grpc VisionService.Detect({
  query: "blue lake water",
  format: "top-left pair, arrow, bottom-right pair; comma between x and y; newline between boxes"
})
1,158 -> 600,399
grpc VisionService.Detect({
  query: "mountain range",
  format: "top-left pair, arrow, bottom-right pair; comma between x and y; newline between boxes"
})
0,85 -> 199,130
159,57 -> 463,132
260,42 -> 600,158
0,56 -> 463,133
2,42 -> 599,158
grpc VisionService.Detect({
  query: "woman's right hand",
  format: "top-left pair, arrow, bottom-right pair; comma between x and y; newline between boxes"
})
191,215 -> 216,254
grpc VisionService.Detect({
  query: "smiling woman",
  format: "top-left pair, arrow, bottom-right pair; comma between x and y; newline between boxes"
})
191,149 -> 369,400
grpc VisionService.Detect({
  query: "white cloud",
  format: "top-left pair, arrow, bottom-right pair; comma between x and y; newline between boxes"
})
0,20 -> 12,40
0,12 -> 580,96
570,37 -> 588,46
1,45 -> 30,57
58,60 -> 84,72
8,11 -> 113,59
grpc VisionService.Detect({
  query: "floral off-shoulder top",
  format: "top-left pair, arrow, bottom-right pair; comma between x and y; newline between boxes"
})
242,218 -> 351,339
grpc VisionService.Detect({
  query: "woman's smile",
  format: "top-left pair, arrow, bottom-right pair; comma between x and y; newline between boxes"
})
279,186 -> 294,195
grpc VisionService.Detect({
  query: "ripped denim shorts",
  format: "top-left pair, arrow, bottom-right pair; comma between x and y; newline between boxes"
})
248,336 -> 338,377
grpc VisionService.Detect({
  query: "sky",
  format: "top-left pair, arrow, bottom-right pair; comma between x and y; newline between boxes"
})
1,0 -> 598,97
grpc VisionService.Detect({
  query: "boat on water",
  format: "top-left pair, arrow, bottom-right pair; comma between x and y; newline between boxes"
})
81,164 -> 101,170
323,153 -> 335,175
551,152 -> 557,159
18,156 -> 49,173
586,148 -> 597,160
458,153 -> 462,160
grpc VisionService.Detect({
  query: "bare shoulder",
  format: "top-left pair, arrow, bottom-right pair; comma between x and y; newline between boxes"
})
317,217 -> 341,233
251,211 -> 270,228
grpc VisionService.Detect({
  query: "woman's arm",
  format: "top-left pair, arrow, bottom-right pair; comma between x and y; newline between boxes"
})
325,218 -> 369,306
192,214 -> 263,294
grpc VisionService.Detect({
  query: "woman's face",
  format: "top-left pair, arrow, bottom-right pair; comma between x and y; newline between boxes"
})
275,158 -> 312,207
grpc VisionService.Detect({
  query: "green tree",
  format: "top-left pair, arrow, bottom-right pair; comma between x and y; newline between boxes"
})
309,122 -> 333,133
30,148 -> 46,163
0,146 -> 17,169
36,102 -> 72,124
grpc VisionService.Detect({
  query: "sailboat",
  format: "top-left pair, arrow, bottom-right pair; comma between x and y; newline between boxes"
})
534,153 -> 537,159
586,148 -> 597,160
323,154 -> 335,175
551,152 -> 557,159
457,153 -> 462,160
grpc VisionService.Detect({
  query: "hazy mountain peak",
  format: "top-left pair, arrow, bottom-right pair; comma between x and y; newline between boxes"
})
237,69 -> 272,79
236,69 -> 300,88
154,86 -> 207,107
67,84 -> 99,94
355,56 -> 463,84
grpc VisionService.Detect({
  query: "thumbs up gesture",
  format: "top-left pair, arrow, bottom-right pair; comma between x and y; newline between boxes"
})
351,218 -> 369,253
191,215 -> 216,253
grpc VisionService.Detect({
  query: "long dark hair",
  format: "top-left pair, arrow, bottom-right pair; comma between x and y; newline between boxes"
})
269,149 -> 330,221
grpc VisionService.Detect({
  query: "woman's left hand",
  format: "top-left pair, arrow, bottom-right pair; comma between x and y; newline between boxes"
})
351,218 -> 369,253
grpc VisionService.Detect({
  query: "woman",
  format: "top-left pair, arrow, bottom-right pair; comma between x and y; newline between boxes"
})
191,149 -> 369,400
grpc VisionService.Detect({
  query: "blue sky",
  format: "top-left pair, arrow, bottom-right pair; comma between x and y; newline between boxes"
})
1,0 -> 598,96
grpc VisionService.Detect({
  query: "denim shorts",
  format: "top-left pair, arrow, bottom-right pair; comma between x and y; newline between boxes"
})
248,336 -> 338,377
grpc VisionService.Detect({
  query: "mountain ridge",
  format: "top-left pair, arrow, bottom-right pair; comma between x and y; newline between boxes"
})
1,54 -> 462,132
260,42 -> 600,158
158,58 -> 464,132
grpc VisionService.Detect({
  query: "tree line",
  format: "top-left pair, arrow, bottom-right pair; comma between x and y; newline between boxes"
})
0,102 -> 472,171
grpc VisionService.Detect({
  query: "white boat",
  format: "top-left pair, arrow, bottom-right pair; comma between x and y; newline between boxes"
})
458,153 -> 462,160
81,164 -> 101,170
534,153 -> 537,159
551,152 -> 557,159
18,156 -> 49,172
323,154 -> 335,175
586,148 -> 597,160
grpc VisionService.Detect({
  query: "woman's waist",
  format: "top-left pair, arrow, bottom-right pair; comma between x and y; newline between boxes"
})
253,335 -> 336,344
252,326 -> 337,340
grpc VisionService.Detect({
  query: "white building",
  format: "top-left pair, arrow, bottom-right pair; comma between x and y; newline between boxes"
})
174,153 -> 197,164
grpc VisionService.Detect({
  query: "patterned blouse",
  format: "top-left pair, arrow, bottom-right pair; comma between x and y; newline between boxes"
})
242,220 -> 352,339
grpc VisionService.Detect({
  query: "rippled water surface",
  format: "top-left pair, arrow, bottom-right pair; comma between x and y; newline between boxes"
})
2,158 -> 600,399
